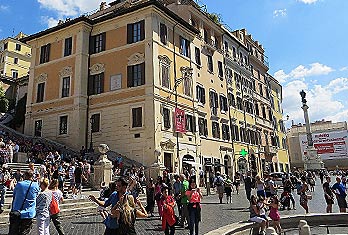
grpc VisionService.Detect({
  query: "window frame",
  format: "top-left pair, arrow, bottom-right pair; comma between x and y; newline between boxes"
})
91,113 -> 101,133
179,36 -> 190,57
40,44 -> 50,64
90,33 -> 106,54
36,82 -> 45,103
59,115 -> 68,135
162,107 -> 171,129
160,23 -> 168,45
61,76 -> 71,98
64,37 -> 73,56
131,107 -> 143,128
127,63 -> 145,88
34,119 -> 43,137
127,20 -> 145,44
88,73 -> 104,95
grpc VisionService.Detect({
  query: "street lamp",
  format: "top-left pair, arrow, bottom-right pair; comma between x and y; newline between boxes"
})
89,116 -> 94,153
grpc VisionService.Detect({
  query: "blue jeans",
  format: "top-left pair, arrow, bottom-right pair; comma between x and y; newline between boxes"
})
0,184 -> 6,208
188,206 -> 200,235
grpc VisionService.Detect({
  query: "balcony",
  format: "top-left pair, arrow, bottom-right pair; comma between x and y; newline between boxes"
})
225,54 -> 252,73
203,39 -> 217,52
255,116 -> 273,129
253,92 -> 270,105
249,51 -> 269,69
265,145 -> 277,155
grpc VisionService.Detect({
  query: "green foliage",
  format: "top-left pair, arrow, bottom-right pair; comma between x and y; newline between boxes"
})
0,87 -> 9,113
208,13 -> 222,25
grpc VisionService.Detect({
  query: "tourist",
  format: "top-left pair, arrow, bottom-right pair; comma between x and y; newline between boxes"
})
244,171 -> 253,201
68,162 -> 76,198
268,195 -> 282,234
233,172 -> 241,194
155,176 -> 164,219
283,175 -> 296,210
323,176 -> 334,213
36,178 -> 52,235
224,175 -> 233,204
110,193 -> 148,235
307,172 -> 315,192
299,176 -> 309,213
48,179 -> 65,235
179,174 -> 190,228
186,179 -> 202,235
74,162 -> 84,198
9,170 -> 40,234
0,167 -> 10,213
89,177 -> 128,235
255,176 -> 266,198
172,175 -> 182,217
332,177 -> 347,213
199,167 -> 205,187
161,186 -> 176,235
249,195 -> 267,234
145,178 -> 155,217
214,171 -> 225,204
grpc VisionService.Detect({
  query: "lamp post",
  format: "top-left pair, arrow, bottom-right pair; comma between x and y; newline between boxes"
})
89,116 -> 94,153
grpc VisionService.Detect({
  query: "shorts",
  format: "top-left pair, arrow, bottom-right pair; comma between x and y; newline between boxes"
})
249,216 -> 266,224
325,195 -> 334,205
337,197 -> 347,209
217,186 -> 225,194
257,190 -> 266,198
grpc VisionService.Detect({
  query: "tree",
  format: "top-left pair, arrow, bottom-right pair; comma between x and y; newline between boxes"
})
0,87 -> 9,113
208,13 -> 222,25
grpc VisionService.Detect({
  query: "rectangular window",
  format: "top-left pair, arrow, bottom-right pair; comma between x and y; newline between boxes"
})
212,122 -> 220,139
36,82 -> 45,103
34,120 -> 42,137
185,114 -> 196,132
209,91 -> 218,115
219,95 -> 228,112
88,73 -> 104,95
127,63 -> 145,87
224,41 -> 228,53
161,63 -> 170,88
12,70 -> 18,79
127,20 -> 145,44
179,36 -> 190,57
15,44 -> 21,51
183,76 -> 192,97
195,47 -> 201,66
236,97 -> 243,110
218,61 -> 223,77
14,58 -> 18,64
231,124 -> 240,141
132,107 -> 142,128
228,93 -> 236,107
222,123 -> 230,141
160,23 -> 167,45
207,55 -> 213,72
40,44 -> 50,64
61,77 -> 70,98
59,116 -> 68,135
64,37 -> 73,56
198,118 -> 208,137
90,33 -> 106,54
4,43 -> 8,50
163,107 -> 171,129
196,86 -> 205,104
91,113 -> 100,133
255,103 -> 259,116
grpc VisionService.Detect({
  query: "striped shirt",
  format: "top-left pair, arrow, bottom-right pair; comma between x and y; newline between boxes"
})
52,189 -> 63,211
36,190 -> 52,218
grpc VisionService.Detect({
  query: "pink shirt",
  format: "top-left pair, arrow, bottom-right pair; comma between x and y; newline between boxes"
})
185,189 -> 201,203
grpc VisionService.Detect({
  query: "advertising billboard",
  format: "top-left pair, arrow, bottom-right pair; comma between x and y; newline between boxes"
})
299,130 -> 348,160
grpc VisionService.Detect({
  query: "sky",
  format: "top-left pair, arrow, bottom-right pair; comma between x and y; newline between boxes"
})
0,0 -> 347,127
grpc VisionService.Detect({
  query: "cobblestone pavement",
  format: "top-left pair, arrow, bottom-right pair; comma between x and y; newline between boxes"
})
0,178 -> 346,235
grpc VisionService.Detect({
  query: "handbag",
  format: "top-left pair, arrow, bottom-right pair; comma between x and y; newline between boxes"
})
50,194 -> 60,215
9,181 -> 33,225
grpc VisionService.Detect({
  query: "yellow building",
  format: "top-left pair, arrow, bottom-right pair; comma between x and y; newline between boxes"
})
0,32 -> 31,99
23,0 -> 289,176
268,74 -> 290,172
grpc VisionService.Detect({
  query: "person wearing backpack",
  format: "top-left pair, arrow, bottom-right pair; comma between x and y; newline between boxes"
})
48,179 -> 65,235
36,178 -> 52,235
214,172 -> 225,204
110,194 -> 148,235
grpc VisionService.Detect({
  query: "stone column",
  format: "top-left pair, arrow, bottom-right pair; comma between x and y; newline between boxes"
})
92,144 -> 113,190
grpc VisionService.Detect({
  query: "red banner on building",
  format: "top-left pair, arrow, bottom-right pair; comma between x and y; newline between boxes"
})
175,108 -> 186,133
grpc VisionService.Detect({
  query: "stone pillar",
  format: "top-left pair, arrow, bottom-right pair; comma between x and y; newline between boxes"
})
92,144 -> 113,190
298,220 -> 311,235
300,90 -> 324,170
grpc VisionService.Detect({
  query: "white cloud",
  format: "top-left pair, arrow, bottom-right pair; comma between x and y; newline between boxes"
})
273,9 -> 287,18
37,0 -> 107,17
297,0 -> 319,4
0,5 -> 9,11
282,78 -> 347,127
340,67 -> 348,71
41,16 -> 60,28
274,62 -> 334,83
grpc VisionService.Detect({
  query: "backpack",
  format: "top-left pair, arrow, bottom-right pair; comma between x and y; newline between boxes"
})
50,194 -> 60,215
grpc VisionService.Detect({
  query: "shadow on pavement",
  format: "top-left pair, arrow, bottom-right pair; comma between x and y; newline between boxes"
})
222,207 -> 248,211
72,221 -> 103,225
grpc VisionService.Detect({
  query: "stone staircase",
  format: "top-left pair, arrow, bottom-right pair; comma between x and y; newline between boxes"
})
0,163 -> 147,225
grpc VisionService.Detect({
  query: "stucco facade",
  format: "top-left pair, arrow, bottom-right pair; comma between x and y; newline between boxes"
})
23,0 -> 290,176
